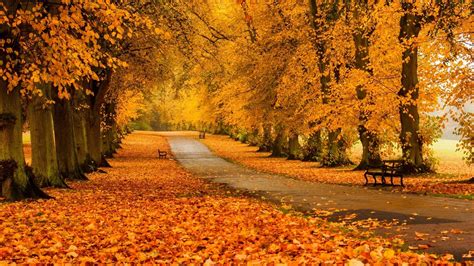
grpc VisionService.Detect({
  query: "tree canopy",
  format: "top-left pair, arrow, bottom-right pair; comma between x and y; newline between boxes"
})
0,1 -> 472,201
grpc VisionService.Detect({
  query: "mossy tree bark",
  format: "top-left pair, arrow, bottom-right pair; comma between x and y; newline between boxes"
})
287,133 -> 301,160
27,84 -> 66,187
102,124 -> 119,158
0,86 -> 50,200
398,4 -> 427,173
71,88 -> 97,172
0,2 -> 49,200
271,126 -> 287,157
85,106 -> 105,167
257,124 -> 273,152
102,102 -> 119,158
322,129 -> 353,167
303,131 -> 323,162
356,127 -> 382,169
53,98 -> 87,181
86,70 -> 113,168
247,128 -> 260,146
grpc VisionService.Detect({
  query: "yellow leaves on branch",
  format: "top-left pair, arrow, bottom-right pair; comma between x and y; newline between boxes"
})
115,90 -> 146,128
151,1 -> 471,160
0,1 -> 160,98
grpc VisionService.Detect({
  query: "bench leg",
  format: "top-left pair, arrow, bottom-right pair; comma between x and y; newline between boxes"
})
400,176 -> 404,187
364,173 -> 369,185
373,175 -> 377,186
390,176 -> 394,186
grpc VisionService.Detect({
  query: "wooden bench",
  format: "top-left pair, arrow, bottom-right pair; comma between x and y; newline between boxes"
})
158,149 -> 168,159
364,160 -> 405,186
199,131 -> 206,139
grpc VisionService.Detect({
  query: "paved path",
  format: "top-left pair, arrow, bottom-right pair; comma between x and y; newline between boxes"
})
164,132 -> 473,259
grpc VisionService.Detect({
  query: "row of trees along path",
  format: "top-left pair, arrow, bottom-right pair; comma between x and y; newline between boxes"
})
1,1 -> 473,201
142,1 -> 472,176
0,1 -> 163,200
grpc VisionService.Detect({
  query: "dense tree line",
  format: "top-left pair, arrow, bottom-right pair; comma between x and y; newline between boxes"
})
0,0 -> 171,200
146,1 -> 472,172
1,1 -> 472,200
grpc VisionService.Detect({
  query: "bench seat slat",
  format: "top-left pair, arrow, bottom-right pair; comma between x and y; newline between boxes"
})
158,149 -> 168,159
364,160 -> 404,187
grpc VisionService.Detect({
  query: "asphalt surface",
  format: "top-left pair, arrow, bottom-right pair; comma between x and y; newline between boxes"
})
164,132 -> 473,260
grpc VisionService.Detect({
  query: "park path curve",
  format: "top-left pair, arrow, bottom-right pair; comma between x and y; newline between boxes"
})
163,132 -> 473,259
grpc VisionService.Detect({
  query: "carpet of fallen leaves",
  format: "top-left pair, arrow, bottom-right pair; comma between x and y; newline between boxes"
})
0,132 -> 463,264
202,135 -> 473,198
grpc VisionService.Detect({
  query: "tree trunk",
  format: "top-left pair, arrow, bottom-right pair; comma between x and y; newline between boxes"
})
257,124 -> 273,152
53,99 -> 88,180
107,126 -> 119,156
399,4 -> 427,173
247,128 -> 259,146
309,0 -> 334,163
287,133 -> 301,160
72,108 -> 95,173
103,124 -> 119,158
353,4 -> 382,170
72,89 -> 96,172
0,85 -> 50,200
271,126 -> 287,157
356,126 -> 382,170
86,69 -> 112,168
86,105 -> 111,168
27,84 -> 66,187
303,131 -> 322,161
102,103 -> 118,158
322,129 -> 352,167
0,7 -> 49,199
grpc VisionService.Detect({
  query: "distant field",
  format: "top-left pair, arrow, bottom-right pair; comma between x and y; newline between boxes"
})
431,139 -> 466,162
350,139 -> 472,176
430,139 -> 472,176
23,132 -> 31,144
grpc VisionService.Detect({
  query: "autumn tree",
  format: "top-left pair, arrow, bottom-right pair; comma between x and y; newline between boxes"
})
0,1 -> 50,199
0,0 -> 160,200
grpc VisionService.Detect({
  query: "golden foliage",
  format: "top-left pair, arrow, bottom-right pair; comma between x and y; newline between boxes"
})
0,1 -> 157,98
147,1 -> 472,162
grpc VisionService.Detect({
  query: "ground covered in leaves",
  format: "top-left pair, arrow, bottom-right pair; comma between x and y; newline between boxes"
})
202,135 -> 473,199
0,132 -> 465,264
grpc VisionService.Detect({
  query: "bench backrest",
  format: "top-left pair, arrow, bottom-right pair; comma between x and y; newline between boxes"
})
382,160 -> 404,174
365,160 -> 404,170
